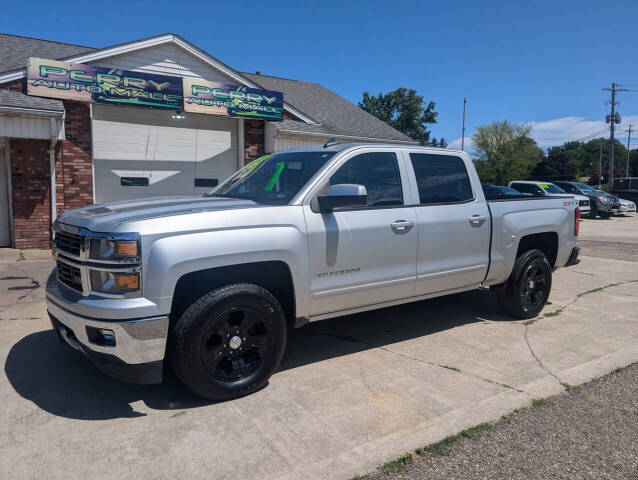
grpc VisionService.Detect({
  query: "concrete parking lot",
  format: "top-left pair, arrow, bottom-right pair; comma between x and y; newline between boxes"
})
1,215 -> 637,480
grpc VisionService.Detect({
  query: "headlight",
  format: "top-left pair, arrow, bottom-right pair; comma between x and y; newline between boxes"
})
90,238 -> 139,261
596,196 -> 609,202
90,270 -> 140,295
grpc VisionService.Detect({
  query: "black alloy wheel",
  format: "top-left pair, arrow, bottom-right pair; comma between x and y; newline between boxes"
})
201,305 -> 273,382
495,249 -> 553,319
519,263 -> 549,311
170,283 -> 287,400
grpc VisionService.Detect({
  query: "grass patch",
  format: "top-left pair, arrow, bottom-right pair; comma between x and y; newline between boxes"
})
523,318 -> 538,325
543,309 -> 563,317
565,384 -> 581,392
531,398 -> 548,408
381,453 -> 413,473
414,422 -> 493,457
613,366 -> 626,374
16,250 -> 26,262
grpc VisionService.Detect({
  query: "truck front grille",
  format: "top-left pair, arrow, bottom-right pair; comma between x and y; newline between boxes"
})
57,260 -> 83,291
54,231 -> 83,257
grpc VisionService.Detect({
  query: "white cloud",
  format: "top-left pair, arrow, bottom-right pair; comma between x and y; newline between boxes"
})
448,114 -> 638,152
447,136 -> 474,151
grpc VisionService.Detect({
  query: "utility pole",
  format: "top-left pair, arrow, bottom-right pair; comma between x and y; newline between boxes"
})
603,82 -> 627,190
598,143 -> 603,190
625,125 -> 633,178
461,97 -> 467,151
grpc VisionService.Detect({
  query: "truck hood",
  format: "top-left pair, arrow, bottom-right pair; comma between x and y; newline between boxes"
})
55,195 -> 260,232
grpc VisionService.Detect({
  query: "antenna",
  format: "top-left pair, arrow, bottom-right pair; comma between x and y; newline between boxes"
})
323,137 -> 339,148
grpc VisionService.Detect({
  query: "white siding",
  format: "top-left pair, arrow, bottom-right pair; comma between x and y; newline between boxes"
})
89,44 -> 236,83
0,114 -> 63,140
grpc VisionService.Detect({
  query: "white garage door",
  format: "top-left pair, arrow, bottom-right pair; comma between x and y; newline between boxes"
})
0,142 -> 10,247
92,105 -> 239,203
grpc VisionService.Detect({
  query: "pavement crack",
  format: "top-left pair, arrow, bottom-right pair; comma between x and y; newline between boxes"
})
523,323 -> 566,389
540,279 -> 638,318
305,328 -> 525,393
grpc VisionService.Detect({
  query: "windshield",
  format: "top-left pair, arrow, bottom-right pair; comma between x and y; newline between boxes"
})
540,183 -> 566,194
574,182 -> 596,193
206,151 -> 336,205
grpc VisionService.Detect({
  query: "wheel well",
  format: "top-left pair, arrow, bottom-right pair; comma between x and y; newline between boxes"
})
170,261 -> 296,328
516,232 -> 558,267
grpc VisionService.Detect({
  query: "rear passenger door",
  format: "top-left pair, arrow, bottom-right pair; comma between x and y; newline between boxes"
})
405,151 -> 491,295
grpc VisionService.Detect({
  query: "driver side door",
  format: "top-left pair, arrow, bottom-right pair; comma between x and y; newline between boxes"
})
303,149 -> 418,317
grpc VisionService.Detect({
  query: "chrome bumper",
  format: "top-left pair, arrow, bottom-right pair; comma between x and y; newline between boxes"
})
46,276 -> 169,384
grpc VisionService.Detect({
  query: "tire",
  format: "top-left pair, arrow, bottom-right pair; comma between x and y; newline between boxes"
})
169,283 -> 287,400
599,211 -> 612,219
496,249 -> 552,319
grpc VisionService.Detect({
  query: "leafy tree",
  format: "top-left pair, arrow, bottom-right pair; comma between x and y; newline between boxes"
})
471,121 -> 542,184
359,88 -> 446,147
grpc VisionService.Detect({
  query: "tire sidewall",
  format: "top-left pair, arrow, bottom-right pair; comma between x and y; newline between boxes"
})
171,285 -> 287,400
508,250 -> 552,318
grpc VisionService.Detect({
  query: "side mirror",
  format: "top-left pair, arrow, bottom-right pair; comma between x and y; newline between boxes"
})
317,184 -> 367,213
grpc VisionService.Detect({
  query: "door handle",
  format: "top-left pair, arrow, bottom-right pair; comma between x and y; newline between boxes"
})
391,220 -> 415,233
469,215 -> 487,227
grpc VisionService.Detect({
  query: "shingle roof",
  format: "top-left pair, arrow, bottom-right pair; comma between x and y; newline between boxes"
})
0,33 -> 414,143
0,33 -> 95,73
0,89 -> 63,112
242,73 -> 416,143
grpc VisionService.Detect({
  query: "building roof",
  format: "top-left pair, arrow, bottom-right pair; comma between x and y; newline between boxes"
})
243,73 -> 415,143
0,33 -> 415,143
0,89 -> 64,113
0,33 -> 95,73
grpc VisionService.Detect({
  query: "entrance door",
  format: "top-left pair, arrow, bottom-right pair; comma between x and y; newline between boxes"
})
405,151 -> 490,294
92,105 -> 239,203
305,149 -> 418,316
0,143 -> 10,246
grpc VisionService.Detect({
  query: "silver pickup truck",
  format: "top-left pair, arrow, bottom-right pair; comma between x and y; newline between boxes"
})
46,143 -> 581,400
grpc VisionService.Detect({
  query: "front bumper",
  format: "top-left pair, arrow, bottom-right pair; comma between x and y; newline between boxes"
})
46,277 -> 169,384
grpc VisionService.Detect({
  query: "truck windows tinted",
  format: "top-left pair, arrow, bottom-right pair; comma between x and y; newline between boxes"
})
330,152 -> 403,208
409,153 -> 473,204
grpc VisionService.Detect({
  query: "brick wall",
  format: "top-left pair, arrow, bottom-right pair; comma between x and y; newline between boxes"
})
244,119 -> 265,164
9,139 -> 52,249
56,101 -> 93,214
2,75 -> 94,247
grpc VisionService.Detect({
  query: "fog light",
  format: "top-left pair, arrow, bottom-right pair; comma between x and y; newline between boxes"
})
86,326 -> 116,347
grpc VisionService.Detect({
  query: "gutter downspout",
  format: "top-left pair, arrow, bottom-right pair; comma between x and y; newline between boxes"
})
49,116 -> 58,223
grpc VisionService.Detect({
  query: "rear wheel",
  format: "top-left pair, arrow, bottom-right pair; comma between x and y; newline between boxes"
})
170,284 -> 287,400
496,249 -> 552,319
599,211 -> 612,219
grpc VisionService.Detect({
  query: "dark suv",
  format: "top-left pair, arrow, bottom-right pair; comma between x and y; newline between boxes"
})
553,181 -> 614,218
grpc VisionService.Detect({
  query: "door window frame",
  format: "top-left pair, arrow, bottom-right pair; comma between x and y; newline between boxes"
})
302,146 -> 415,212
400,149 -> 480,207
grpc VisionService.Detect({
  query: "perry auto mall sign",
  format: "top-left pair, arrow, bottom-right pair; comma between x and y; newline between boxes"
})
26,57 -> 284,121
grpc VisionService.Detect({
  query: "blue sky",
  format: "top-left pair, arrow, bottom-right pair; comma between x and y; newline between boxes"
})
2,0 -> 637,150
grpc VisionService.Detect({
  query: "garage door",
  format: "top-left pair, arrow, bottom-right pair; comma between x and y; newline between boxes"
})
0,143 -> 10,247
92,105 -> 239,203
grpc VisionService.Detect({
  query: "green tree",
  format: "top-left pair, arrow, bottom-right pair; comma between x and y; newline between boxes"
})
359,88 -> 446,147
471,121 -> 542,184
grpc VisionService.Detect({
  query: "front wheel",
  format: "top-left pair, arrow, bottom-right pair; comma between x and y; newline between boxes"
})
496,249 -> 552,319
169,284 -> 287,400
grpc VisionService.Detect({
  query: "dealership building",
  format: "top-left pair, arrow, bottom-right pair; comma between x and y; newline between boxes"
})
0,33 -> 415,249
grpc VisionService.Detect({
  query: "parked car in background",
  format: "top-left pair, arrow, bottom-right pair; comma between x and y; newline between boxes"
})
595,190 -> 621,214
46,144 -> 582,400
552,181 -> 614,219
508,181 -> 591,216
482,184 -> 523,198
618,198 -> 636,215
